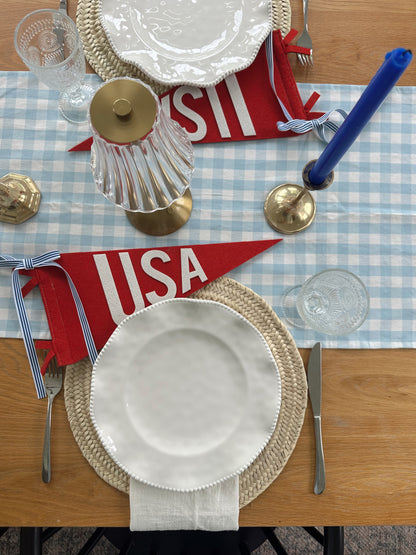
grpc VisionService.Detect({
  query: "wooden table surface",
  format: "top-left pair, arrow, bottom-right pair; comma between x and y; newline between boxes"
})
1,0 -> 415,528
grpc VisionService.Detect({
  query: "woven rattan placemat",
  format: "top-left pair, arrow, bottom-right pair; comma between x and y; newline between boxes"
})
64,276 -> 307,508
76,0 -> 291,95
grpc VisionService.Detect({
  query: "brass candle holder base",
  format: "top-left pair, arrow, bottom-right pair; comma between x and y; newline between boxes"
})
264,183 -> 316,235
264,160 -> 334,235
0,173 -> 41,224
126,189 -> 192,236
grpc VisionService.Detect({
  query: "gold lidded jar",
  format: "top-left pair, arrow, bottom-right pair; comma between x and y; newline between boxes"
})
89,78 -> 194,234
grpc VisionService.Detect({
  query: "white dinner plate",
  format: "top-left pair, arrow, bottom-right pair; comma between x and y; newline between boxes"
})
90,298 -> 281,491
99,0 -> 272,87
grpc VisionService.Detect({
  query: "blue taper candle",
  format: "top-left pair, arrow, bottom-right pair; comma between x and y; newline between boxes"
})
308,48 -> 412,188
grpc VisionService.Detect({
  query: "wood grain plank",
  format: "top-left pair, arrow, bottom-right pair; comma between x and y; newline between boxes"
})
2,341 -> 416,525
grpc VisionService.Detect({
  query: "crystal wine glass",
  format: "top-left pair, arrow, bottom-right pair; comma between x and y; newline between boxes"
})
14,9 -> 94,123
281,269 -> 369,335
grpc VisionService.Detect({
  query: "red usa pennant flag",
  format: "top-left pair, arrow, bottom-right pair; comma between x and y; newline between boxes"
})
22,239 -> 281,367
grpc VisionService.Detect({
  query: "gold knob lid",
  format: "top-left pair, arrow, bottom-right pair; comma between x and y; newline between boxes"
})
89,79 -> 157,143
112,98 -> 132,118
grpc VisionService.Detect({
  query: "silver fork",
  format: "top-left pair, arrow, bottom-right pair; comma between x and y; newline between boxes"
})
297,0 -> 313,66
42,358 -> 63,483
52,0 -> 68,63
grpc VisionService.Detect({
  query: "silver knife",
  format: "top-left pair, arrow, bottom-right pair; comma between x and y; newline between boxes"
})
307,342 -> 325,494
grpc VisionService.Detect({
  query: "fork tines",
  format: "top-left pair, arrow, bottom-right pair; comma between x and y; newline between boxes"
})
47,356 -> 61,377
297,51 -> 313,66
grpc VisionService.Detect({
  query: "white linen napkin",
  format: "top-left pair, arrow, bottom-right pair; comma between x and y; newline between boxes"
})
129,476 -> 239,531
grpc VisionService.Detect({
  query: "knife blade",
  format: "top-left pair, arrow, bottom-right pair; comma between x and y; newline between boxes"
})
54,0 -> 68,60
307,342 -> 325,494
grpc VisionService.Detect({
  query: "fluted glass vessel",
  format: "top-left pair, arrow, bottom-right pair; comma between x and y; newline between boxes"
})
89,78 -> 194,234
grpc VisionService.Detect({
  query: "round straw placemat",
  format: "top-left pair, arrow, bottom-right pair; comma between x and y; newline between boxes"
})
76,0 -> 292,95
64,276 -> 307,508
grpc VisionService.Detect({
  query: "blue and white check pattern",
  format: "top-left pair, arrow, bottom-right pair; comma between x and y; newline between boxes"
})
0,72 -> 415,348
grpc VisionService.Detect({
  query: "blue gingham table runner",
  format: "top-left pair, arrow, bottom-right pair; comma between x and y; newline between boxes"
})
0,71 -> 415,349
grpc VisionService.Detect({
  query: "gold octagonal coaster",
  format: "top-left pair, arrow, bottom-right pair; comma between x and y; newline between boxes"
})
0,173 -> 41,224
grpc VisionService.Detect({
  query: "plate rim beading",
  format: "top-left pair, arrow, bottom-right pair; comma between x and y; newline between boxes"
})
76,0 -> 292,95
64,276 -> 307,508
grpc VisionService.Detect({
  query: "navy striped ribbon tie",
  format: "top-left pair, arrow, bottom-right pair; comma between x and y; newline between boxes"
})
265,33 -> 347,142
0,251 -> 98,399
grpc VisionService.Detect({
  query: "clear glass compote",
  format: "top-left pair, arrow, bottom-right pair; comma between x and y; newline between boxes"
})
281,269 -> 369,335
89,77 -> 194,236
14,9 -> 94,123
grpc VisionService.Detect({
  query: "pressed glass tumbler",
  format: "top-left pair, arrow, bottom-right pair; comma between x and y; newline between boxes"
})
282,269 -> 369,335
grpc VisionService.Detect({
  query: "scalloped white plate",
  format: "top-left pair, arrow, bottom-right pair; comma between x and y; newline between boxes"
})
90,298 -> 281,491
99,0 -> 272,87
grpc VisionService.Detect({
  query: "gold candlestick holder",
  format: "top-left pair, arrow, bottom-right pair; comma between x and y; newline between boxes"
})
0,173 -> 41,224
264,160 -> 334,234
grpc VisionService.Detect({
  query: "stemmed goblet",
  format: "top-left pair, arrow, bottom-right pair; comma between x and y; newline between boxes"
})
14,9 -> 94,123
281,269 -> 369,336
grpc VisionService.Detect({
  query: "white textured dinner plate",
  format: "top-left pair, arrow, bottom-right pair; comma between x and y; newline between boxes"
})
90,298 -> 281,491
99,0 -> 272,87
